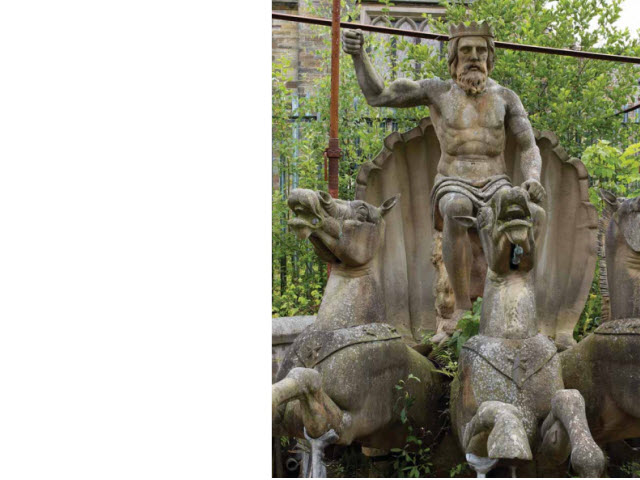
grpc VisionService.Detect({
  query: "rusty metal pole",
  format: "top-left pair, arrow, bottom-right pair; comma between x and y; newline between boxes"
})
326,0 -> 341,200
324,0 -> 342,278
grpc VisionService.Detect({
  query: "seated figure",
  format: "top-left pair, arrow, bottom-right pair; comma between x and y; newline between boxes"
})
344,21 -> 545,331
344,22 -> 597,349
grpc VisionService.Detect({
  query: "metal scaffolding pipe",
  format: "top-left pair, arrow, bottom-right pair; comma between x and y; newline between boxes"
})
326,0 -> 341,200
272,12 -> 640,65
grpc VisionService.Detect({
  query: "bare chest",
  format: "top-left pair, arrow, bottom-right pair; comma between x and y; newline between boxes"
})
438,90 -> 506,131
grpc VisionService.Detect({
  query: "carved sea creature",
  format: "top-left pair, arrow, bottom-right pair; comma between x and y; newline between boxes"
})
562,190 -> 640,445
450,186 -> 604,477
272,189 -> 444,476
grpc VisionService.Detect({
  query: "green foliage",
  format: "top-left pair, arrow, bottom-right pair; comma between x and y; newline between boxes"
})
574,140 -> 640,340
326,445 -> 373,478
391,375 -> 434,477
449,462 -> 471,477
428,339 -> 459,380
272,57 -> 328,317
450,298 -> 482,356
423,298 -> 481,380
620,461 -> 640,477
574,286 -> 603,342
272,1 -> 433,316
582,140 -> 640,205
438,0 -> 640,158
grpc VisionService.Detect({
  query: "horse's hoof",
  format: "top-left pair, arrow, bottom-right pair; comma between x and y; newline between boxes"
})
570,440 -> 605,478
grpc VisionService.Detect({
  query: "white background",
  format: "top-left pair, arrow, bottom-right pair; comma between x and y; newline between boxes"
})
612,1 -> 640,37
0,0 -> 636,479
0,1 -> 271,478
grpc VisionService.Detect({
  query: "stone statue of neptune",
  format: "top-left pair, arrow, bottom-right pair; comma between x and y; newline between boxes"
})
343,22 -> 546,326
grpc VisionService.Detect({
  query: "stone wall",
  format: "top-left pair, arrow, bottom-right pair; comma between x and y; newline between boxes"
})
272,315 -> 315,382
272,0 -> 329,96
272,1 -> 459,95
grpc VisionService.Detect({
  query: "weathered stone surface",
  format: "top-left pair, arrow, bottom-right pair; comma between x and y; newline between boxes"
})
286,188 -> 402,334
344,20 -> 548,338
272,15 -> 612,477
272,190 -> 445,463
600,190 -> 640,321
272,315 -> 316,346
347,28 -> 597,344
594,317 -> 640,335
562,319 -> 640,444
561,192 -> 640,446
272,315 -> 316,383
463,334 -> 557,389
449,185 -> 603,476
290,323 -> 400,369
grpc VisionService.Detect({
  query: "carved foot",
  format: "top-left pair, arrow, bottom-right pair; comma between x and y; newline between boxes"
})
432,314 -> 460,345
303,427 -> 339,478
464,401 -> 532,462
486,412 -> 532,461
569,439 -> 605,478
431,310 -> 470,345
431,331 -> 450,345
546,389 -> 605,477
554,332 -> 577,352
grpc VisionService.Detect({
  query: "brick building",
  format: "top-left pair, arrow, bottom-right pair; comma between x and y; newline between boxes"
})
272,0 -> 451,95
271,1 -> 462,192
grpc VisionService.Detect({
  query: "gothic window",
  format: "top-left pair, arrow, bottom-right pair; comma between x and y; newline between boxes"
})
418,19 -> 444,57
362,5 -> 445,80
369,16 -> 394,80
394,17 -> 418,78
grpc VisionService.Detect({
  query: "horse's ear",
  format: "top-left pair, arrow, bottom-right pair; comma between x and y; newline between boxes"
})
453,216 -> 477,229
599,189 -> 620,212
380,194 -> 400,217
318,191 -> 332,204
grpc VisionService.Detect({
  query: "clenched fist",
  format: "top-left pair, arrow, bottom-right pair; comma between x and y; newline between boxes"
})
522,179 -> 546,204
342,29 -> 364,56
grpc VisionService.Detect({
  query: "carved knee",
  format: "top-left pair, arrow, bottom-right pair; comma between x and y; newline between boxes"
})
464,401 -> 532,461
552,389 -> 585,410
441,194 -> 473,223
287,367 -> 322,395
476,401 -> 521,423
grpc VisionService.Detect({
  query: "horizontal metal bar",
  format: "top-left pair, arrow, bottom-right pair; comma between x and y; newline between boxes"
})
617,102 -> 640,116
272,12 -> 640,64
273,12 -> 448,41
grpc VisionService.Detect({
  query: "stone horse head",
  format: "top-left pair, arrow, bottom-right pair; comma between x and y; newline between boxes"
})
454,187 -> 546,339
287,189 -> 399,268
456,186 -> 545,276
274,189 -> 445,475
287,189 -> 400,330
451,187 -> 604,477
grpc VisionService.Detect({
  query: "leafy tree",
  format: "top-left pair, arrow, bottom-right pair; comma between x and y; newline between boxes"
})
574,140 -> 640,340
582,140 -> 640,204
437,0 -> 640,157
